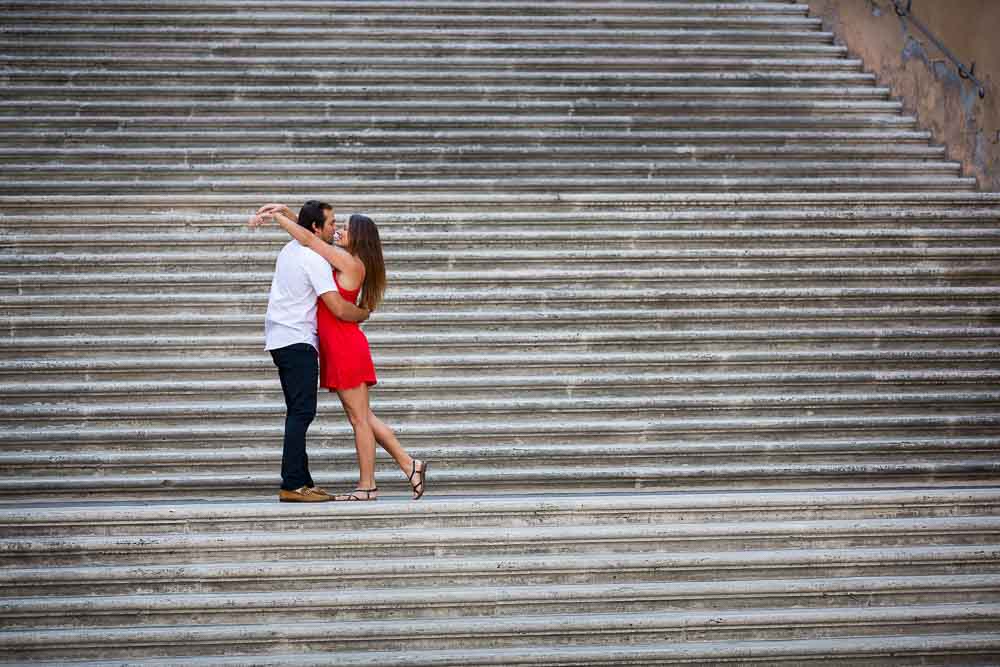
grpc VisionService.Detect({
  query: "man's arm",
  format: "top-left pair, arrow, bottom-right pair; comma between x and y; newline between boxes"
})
320,290 -> 370,323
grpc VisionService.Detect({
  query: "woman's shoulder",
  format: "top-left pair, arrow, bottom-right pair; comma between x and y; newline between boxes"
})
345,253 -> 366,279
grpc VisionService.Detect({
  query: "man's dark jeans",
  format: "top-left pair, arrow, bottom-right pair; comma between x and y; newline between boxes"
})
269,342 -> 318,491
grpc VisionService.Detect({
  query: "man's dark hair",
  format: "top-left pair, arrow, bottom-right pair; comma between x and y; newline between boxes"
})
298,200 -> 332,233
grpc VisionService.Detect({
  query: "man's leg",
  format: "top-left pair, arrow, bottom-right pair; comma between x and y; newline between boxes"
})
270,343 -> 318,491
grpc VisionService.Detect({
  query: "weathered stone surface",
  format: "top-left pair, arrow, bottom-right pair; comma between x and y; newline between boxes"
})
1,0 -> 999,663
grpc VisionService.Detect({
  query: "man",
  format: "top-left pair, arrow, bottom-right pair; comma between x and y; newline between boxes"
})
255,200 -> 370,502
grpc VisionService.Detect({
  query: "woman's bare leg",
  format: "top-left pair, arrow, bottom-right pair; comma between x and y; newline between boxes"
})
368,410 -> 411,470
336,384 -> 377,491
369,410 -> 426,498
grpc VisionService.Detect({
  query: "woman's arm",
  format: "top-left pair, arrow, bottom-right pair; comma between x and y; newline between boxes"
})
271,211 -> 364,278
257,203 -> 296,222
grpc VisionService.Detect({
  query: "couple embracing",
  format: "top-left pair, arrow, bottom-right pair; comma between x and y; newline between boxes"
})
250,201 -> 427,503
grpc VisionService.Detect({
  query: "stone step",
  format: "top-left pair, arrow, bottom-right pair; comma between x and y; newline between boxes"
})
4,346 -> 997,381
2,538 -> 998,597
1,0 -> 997,662
1,159 -> 961,180
2,442 -> 997,496
3,11 -> 820,31
0,113 -> 920,133
4,488 -> 996,536
0,141 -> 946,166
6,69 -> 875,89
1,25 -> 838,45
0,86 -> 890,107
5,309 -> 999,340
3,55 -> 863,75
5,244 -> 991,267
3,575 -> 998,632
7,191 -> 999,216
10,274 -> 998,298
6,634 -> 993,667
4,325 -> 997,359
4,176 -> 975,196
4,510 -> 998,565
0,0 -> 809,14
4,390 -> 999,431
7,466 -> 987,503
0,41 -> 852,60
9,267 -> 995,297
3,603 -> 997,661
0,97 -> 904,116
5,206 -> 998,233
5,368 -> 999,406
2,418 -> 996,489
6,227 -> 997,255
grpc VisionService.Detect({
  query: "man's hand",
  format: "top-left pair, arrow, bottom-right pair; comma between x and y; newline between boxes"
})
320,291 -> 370,323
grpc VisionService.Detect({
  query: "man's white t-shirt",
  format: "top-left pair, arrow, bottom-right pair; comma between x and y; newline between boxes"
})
264,240 -> 336,351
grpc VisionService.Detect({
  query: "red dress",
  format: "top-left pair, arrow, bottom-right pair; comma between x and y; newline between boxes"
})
316,271 -> 378,391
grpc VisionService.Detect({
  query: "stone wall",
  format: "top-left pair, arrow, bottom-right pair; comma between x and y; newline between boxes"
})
804,0 -> 1000,191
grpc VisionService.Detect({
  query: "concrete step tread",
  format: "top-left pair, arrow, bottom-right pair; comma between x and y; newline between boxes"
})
9,125 -> 920,140
4,369 -> 999,397
6,413 -> 996,443
9,307 -> 1000,330
0,55 -> 864,70
4,464 -> 1000,496
1,1 -> 812,10
4,543 -> 997,592
5,437 -> 999,466
9,244 -> 996,259
7,191 -> 998,206
5,574 -> 998,617
7,72 -> 870,86
3,141 -> 938,154
4,25 -> 838,38
3,487 -> 997,526
5,347 -> 997,370
2,603 -> 998,649
8,178 -> 973,191
4,159 -> 960,174
5,326 -> 998,349
7,514 -> 997,553
4,11 -> 819,25
2,94 -> 892,108
6,386 -> 1000,413
5,633 -> 997,667
3,44 -> 853,59
7,273 -> 999,293
8,228 -> 997,249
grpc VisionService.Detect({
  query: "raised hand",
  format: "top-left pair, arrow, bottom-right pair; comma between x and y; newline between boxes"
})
247,211 -> 271,228
256,203 -> 288,216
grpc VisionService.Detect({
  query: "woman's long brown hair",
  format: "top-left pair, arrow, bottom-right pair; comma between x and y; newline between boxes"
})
346,214 -> 386,312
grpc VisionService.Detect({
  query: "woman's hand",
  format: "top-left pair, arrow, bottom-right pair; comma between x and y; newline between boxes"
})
247,211 -> 270,229
248,203 -> 290,229
257,203 -> 290,218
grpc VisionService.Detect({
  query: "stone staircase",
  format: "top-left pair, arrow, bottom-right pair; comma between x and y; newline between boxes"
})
1,0 -> 999,663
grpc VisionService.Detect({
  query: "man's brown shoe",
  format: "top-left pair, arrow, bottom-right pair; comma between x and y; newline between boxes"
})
279,486 -> 332,502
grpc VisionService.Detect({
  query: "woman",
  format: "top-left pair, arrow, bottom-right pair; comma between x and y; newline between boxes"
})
255,203 -> 427,501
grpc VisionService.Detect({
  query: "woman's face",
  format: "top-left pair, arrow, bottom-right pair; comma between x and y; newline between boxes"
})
333,220 -> 350,248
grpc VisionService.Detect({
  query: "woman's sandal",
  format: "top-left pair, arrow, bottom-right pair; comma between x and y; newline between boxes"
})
332,486 -> 378,501
407,459 -> 428,500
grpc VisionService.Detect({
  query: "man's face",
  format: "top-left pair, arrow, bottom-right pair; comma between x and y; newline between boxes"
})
315,209 -> 336,243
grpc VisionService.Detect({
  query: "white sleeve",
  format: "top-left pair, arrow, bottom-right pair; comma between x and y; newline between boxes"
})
303,252 -> 336,296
